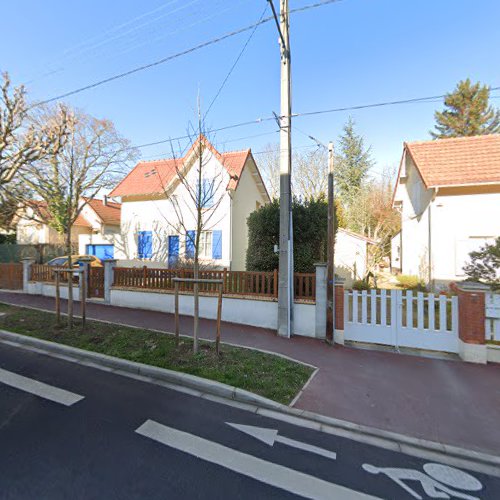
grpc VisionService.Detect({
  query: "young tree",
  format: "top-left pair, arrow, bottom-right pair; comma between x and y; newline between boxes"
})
431,79 -> 500,139
23,106 -> 135,327
158,122 -> 231,354
335,117 -> 374,204
464,237 -> 500,290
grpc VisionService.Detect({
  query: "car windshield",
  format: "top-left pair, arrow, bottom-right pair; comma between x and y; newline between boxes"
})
49,258 -> 66,266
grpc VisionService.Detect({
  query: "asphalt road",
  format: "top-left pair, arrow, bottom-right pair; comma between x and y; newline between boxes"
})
0,342 -> 498,500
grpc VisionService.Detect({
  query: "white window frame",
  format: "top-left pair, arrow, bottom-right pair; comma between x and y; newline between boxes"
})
199,231 -> 213,259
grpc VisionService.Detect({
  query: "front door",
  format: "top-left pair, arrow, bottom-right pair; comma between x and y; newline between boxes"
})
168,236 -> 179,268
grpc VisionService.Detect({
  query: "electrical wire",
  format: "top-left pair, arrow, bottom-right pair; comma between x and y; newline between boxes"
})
34,0 -> 342,105
203,5 -> 269,119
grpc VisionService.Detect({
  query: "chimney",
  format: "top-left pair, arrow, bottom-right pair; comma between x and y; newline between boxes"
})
103,195 -> 108,206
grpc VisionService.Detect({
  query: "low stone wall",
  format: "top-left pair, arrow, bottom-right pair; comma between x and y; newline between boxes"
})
110,287 -> 318,338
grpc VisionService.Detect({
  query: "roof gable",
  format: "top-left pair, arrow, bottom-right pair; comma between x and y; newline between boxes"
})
84,198 -> 121,225
109,135 -> 252,198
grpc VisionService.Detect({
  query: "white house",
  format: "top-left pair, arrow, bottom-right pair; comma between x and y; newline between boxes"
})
108,135 -> 270,270
335,228 -> 376,286
16,199 -> 121,258
392,134 -> 500,288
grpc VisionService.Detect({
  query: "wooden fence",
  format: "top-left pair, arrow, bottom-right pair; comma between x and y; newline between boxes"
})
30,264 -> 79,284
113,267 -> 316,301
0,263 -> 23,289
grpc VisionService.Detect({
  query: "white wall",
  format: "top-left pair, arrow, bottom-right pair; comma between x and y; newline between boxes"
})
78,232 -> 125,255
334,230 -> 368,285
230,156 -> 268,271
430,188 -> 500,284
110,288 -> 318,337
391,232 -> 401,271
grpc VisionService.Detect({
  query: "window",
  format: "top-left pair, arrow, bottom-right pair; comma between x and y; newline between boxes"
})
138,231 -> 153,259
199,231 -> 213,258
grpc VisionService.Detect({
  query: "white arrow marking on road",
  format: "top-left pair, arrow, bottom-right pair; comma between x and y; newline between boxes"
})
136,420 -> 378,500
227,423 -> 337,460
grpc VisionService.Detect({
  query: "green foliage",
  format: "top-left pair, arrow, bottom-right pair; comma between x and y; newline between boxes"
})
464,237 -> 500,290
335,117 -> 374,203
246,198 -> 337,273
352,279 -> 371,291
396,274 -> 425,290
431,79 -> 500,139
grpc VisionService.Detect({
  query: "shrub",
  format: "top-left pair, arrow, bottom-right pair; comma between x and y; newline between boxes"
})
463,237 -> 500,290
352,279 -> 371,291
246,197 -> 338,273
396,274 -> 424,290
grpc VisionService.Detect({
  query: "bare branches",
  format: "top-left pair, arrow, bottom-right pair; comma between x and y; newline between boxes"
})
0,73 -> 69,188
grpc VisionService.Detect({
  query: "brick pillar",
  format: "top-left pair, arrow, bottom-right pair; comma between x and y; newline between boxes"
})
450,281 -> 489,364
334,283 -> 344,331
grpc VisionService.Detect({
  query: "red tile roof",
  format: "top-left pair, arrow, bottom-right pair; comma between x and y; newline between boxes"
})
405,134 -> 500,188
109,136 -> 250,197
85,198 -> 121,225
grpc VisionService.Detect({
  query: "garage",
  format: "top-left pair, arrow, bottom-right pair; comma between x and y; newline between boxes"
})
86,244 -> 114,260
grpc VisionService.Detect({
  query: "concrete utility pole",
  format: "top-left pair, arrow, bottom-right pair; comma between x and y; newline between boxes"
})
326,142 -> 335,343
271,0 -> 293,337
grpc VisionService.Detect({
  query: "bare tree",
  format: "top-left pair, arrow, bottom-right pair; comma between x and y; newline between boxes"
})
23,106 -> 136,327
294,147 -> 328,200
258,143 -> 280,200
0,73 -> 68,228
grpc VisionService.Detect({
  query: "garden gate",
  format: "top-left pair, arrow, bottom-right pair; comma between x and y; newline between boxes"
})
343,290 -> 459,353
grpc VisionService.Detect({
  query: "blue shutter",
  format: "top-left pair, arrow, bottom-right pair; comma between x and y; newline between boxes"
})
186,230 -> 196,258
138,231 -> 152,259
212,230 -> 222,260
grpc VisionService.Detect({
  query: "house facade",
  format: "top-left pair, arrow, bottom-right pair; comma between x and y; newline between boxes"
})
16,199 -> 121,259
392,134 -> 500,287
109,136 -> 269,270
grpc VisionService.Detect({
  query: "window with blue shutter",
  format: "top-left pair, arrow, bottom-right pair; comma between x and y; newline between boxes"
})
199,178 -> 214,208
138,231 -> 153,259
212,230 -> 222,260
186,230 -> 196,258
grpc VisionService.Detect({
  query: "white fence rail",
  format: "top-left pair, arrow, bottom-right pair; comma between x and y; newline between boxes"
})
485,293 -> 500,342
344,290 -> 459,353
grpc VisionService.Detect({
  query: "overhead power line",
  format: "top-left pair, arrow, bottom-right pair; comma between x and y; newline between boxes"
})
35,0 -> 342,106
203,5 -> 269,119
129,85 -> 500,152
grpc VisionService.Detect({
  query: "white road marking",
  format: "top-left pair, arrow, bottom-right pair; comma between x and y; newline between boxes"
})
136,419 -> 378,500
227,422 -> 337,460
0,367 -> 84,406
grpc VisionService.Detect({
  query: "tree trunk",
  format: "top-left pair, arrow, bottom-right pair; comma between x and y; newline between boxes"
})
66,230 -> 73,329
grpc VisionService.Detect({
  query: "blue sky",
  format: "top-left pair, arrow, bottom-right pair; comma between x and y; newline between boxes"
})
1,0 -> 499,175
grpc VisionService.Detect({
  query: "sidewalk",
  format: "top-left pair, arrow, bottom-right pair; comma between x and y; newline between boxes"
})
1,291 -> 499,456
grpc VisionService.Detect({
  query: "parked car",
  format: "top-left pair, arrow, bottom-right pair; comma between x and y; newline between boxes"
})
47,255 -> 103,268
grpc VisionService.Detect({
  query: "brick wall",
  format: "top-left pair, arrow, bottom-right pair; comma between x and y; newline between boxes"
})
450,283 -> 486,345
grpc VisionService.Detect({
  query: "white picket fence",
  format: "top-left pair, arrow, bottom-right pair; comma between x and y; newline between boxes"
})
344,290 -> 459,353
485,292 -> 500,342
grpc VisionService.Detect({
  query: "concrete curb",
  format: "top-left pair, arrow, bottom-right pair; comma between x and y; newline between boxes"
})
1,329 -> 499,476
0,329 -> 283,411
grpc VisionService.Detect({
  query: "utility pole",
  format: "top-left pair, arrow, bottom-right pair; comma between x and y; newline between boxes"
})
268,0 -> 293,337
326,142 -> 335,343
